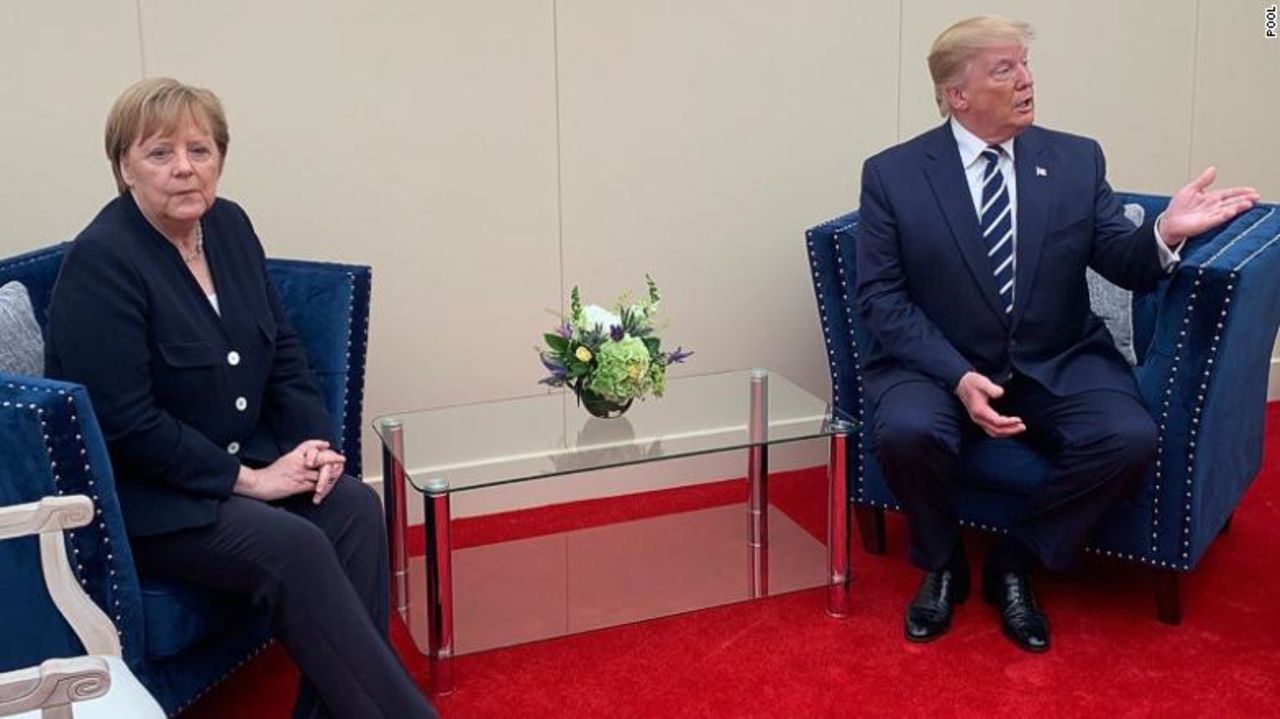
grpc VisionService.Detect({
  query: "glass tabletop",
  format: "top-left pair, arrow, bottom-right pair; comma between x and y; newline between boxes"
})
372,368 -> 855,494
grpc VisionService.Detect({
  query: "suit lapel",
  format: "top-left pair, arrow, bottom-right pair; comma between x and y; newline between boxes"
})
1011,129 -> 1050,328
922,124 -> 1007,322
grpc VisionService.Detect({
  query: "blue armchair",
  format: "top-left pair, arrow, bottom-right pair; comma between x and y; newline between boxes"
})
0,243 -> 371,715
806,193 -> 1280,624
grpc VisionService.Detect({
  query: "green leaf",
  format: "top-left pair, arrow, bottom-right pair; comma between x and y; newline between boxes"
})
543,333 -> 569,353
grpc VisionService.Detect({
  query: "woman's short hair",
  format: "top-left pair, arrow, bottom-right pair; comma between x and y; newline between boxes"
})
104,78 -> 229,194
927,16 -> 1034,117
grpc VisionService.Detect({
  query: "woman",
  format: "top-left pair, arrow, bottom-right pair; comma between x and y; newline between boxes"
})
45,78 -> 436,719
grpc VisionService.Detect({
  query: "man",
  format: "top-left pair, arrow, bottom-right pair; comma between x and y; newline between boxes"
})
854,16 -> 1259,652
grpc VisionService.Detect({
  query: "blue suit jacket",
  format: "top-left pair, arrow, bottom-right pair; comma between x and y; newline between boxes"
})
854,122 -> 1168,405
45,193 -> 333,537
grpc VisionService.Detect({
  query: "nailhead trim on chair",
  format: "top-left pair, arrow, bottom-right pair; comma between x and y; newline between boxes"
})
338,267 -> 371,479
807,222 -> 871,507
831,228 -> 870,504
0,245 -> 66,273
1140,208 -> 1274,569
170,639 -> 274,718
2,390 -> 125,633
341,272 -> 355,463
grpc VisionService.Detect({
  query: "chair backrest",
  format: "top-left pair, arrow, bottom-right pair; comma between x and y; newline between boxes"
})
266,259 -> 371,478
0,243 -> 370,480
0,244 -> 68,335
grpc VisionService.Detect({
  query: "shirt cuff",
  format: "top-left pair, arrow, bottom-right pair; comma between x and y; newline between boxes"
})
1154,212 -> 1184,271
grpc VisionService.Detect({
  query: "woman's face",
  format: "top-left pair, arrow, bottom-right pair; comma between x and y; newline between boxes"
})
120,110 -> 221,232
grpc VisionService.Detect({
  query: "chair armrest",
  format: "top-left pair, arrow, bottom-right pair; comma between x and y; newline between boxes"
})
0,656 -> 110,717
805,212 -> 863,418
266,259 -> 371,478
0,495 -> 93,540
0,496 -> 121,658
0,375 -> 145,662
1134,204 -> 1280,568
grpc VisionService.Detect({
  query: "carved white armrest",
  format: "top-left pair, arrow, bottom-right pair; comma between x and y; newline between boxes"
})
0,657 -> 110,718
0,496 -> 93,541
0,495 -> 121,657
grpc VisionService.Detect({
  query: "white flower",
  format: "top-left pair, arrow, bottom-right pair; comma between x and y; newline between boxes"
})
581,304 -> 621,332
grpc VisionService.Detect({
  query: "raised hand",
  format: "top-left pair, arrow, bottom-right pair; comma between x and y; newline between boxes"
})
954,371 -> 1026,438
1159,167 -> 1260,246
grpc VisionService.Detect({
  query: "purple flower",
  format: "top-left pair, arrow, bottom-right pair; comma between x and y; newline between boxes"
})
667,346 -> 694,364
609,325 -> 625,341
540,353 -> 567,378
556,322 -> 573,339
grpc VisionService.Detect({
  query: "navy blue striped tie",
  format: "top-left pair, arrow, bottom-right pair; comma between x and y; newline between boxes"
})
979,146 -> 1015,314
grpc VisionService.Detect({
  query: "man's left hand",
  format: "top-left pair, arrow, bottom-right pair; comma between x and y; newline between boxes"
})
1159,166 -> 1260,247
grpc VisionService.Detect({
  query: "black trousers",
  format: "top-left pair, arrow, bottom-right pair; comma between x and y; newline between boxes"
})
133,476 -> 437,719
873,375 -> 1157,573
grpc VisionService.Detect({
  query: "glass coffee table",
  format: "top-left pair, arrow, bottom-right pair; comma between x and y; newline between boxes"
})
373,368 -> 856,694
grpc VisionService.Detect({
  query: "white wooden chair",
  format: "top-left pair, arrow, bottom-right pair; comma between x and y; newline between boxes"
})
0,496 -> 164,718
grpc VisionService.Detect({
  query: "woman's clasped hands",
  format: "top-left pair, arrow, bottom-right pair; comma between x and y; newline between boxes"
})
235,439 -> 346,503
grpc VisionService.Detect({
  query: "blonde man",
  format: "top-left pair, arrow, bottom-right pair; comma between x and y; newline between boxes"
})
854,16 -> 1257,651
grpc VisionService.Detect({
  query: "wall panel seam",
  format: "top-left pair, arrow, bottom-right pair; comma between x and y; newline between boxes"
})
552,0 -> 566,321
1187,0 -> 1201,182
134,0 -> 147,78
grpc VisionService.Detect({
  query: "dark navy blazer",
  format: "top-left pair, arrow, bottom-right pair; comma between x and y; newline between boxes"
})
854,123 -> 1168,405
46,193 -> 332,537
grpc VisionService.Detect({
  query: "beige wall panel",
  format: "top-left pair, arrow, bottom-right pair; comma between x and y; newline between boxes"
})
139,1 -> 561,473
1191,0 -> 1280,200
0,1 -> 141,253
556,0 -> 899,401
1189,1 -> 1280,374
900,0 -> 1198,194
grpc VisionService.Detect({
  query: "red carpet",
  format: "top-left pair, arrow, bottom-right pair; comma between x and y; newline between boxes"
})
185,405 -> 1280,718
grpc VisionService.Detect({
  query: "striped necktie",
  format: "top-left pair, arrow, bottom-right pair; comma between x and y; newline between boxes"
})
979,146 -> 1015,314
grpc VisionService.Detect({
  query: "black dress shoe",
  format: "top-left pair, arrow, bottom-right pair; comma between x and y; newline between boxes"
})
983,571 -> 1050,653
905,568 -> 970,643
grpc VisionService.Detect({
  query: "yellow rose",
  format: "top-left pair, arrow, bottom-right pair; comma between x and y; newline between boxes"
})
575,346 -> 593,362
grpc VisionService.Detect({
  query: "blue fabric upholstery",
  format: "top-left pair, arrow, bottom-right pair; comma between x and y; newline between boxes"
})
0,244 -> 372,715
806,194 -> 1280,583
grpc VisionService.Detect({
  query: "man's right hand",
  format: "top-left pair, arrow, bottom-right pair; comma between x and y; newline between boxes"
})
954,371 -> 1026,438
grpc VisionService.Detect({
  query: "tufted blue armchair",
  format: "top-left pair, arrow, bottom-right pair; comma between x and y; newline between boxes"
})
0,243 -> 371,715
806,192 -> 1280,624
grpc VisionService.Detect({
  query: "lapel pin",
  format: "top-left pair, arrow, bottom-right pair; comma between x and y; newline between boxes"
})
1035,166 -> 1048,177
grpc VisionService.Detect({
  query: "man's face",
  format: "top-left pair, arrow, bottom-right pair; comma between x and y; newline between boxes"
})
950,43 -> 1035,144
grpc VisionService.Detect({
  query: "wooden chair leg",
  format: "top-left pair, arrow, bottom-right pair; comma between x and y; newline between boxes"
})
1154,569 -> 1182,625
854,506 -> 887,555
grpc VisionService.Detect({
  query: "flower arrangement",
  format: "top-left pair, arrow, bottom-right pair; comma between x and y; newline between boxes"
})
539,276 -> 692,418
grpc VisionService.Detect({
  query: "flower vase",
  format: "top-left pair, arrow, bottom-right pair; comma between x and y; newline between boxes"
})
576,387 -> 633,419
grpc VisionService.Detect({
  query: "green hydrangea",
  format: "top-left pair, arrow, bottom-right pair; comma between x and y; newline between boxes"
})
648,360 -> 667,397
587,336 -> 652,403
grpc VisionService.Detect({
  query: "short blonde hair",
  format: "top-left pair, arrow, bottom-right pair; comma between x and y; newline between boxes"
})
104,78 -> 229,194
928,16 -> 1034,117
